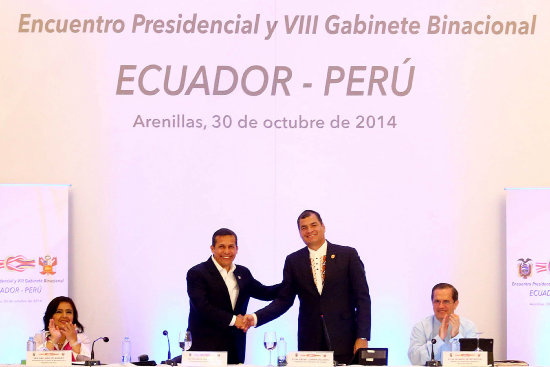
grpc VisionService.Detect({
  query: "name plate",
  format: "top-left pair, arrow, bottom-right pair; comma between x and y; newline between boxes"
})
287,351 -> 333,367
26,351 -> 72,366
179,351 -> 227,366
443,351 -> 488,367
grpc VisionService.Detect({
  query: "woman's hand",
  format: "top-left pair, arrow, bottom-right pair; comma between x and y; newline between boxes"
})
59,322 -> 78,345
48,318 -> 62,344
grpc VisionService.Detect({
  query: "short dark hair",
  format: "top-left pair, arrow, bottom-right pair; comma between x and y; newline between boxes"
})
297,210 -> 323,228
43,296 -> 84,332
431,283 -> 458,302
212,228 -> 238,247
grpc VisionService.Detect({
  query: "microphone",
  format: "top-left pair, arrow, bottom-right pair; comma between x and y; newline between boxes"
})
425,339 -> 441,366
85,337 -> 109,366
163,330 -> 171,360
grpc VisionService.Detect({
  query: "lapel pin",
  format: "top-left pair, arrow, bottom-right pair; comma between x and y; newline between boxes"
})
331,254 -> 335,259
238,275 -> 241,279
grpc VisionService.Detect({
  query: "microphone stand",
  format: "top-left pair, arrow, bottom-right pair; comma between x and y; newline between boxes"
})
425,339 -> 442,367
85,337 -> 109,366
163,330 -> 177,366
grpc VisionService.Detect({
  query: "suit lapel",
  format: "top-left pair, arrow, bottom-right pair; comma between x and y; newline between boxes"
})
323,242 -> 337,291
233,267 -> 245,309
206,257 -> 234,310
234,267 -> 244,286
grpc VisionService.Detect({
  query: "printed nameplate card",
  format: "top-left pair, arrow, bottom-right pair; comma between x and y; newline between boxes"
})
442,351 -> 489,367
179,351 -> 227,367
286,351 -> 333,367
27,351 -> 72,366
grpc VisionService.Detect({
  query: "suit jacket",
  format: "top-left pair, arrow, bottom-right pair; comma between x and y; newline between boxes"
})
187,257 -> 280,364
256,242 -> 371,363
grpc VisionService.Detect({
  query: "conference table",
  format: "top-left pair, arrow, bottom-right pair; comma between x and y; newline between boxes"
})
2,365 -> 382,367
2,365 -> 403,367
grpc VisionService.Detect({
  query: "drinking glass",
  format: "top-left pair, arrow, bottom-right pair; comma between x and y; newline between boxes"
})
179,330 -> 192,352
474,331 -> 483,352
34,332 -> 47,351
263,331 -> 277,366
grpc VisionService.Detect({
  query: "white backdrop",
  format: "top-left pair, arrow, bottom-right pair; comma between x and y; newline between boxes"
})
1,0 -> 550,364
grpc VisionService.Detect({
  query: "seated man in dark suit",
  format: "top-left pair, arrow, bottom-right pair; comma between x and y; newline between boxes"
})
183,228 -> 280,364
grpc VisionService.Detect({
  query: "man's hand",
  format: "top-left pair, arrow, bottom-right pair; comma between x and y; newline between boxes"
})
235,315 -> 248,332
243,314 -> 256,332
448,314 -> 460,338
244,314 -> 256,331
439,315 -> 449,340
354,338 -> 368,354
439,314 -> 461,339
235,314 -> 256,332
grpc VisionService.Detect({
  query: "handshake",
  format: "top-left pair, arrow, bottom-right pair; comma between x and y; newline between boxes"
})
235,314 -> 255,332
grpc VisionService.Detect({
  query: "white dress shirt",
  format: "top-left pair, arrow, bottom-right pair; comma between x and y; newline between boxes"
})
211,255 -> 240,326
308,241 -> 327,294
408,315 -> 478,365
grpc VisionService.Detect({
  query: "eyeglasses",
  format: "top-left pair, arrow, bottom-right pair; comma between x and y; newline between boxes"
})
432,300 -> 454,305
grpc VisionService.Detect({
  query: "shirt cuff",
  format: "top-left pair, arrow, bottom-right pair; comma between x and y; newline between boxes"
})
450,332 -> 463,342
252,313 -> 258,327
229,315 -> 236,327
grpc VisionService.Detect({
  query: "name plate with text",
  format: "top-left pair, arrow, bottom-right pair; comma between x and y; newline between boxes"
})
443,351 -> 489,367
26,351 -> 72,366
179,351 -> 227,367
287,351 -> 333,367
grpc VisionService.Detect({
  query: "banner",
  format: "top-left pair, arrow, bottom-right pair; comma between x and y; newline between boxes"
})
0,184 -> 69,364
506,188 -> 550,366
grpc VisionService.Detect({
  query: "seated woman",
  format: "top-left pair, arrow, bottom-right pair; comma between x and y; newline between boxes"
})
36,296 -> 92,361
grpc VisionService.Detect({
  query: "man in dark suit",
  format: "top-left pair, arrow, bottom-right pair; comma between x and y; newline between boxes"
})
185,228 -> 280,364
243,210 -> 371,364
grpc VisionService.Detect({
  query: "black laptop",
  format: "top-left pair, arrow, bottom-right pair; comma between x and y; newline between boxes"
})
459,338 -> 494,366
350,348 -> 388,366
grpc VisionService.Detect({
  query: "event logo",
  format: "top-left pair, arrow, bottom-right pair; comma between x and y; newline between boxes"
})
0,255 -> 36,272
535,261 -> 550,273
39,255 -> 58,275
517,258 -> 532,279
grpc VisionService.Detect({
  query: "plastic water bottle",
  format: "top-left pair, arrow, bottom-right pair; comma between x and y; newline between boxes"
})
277,337 -> 287,366
27,336 -> 36,351
122,337 -> 131,363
